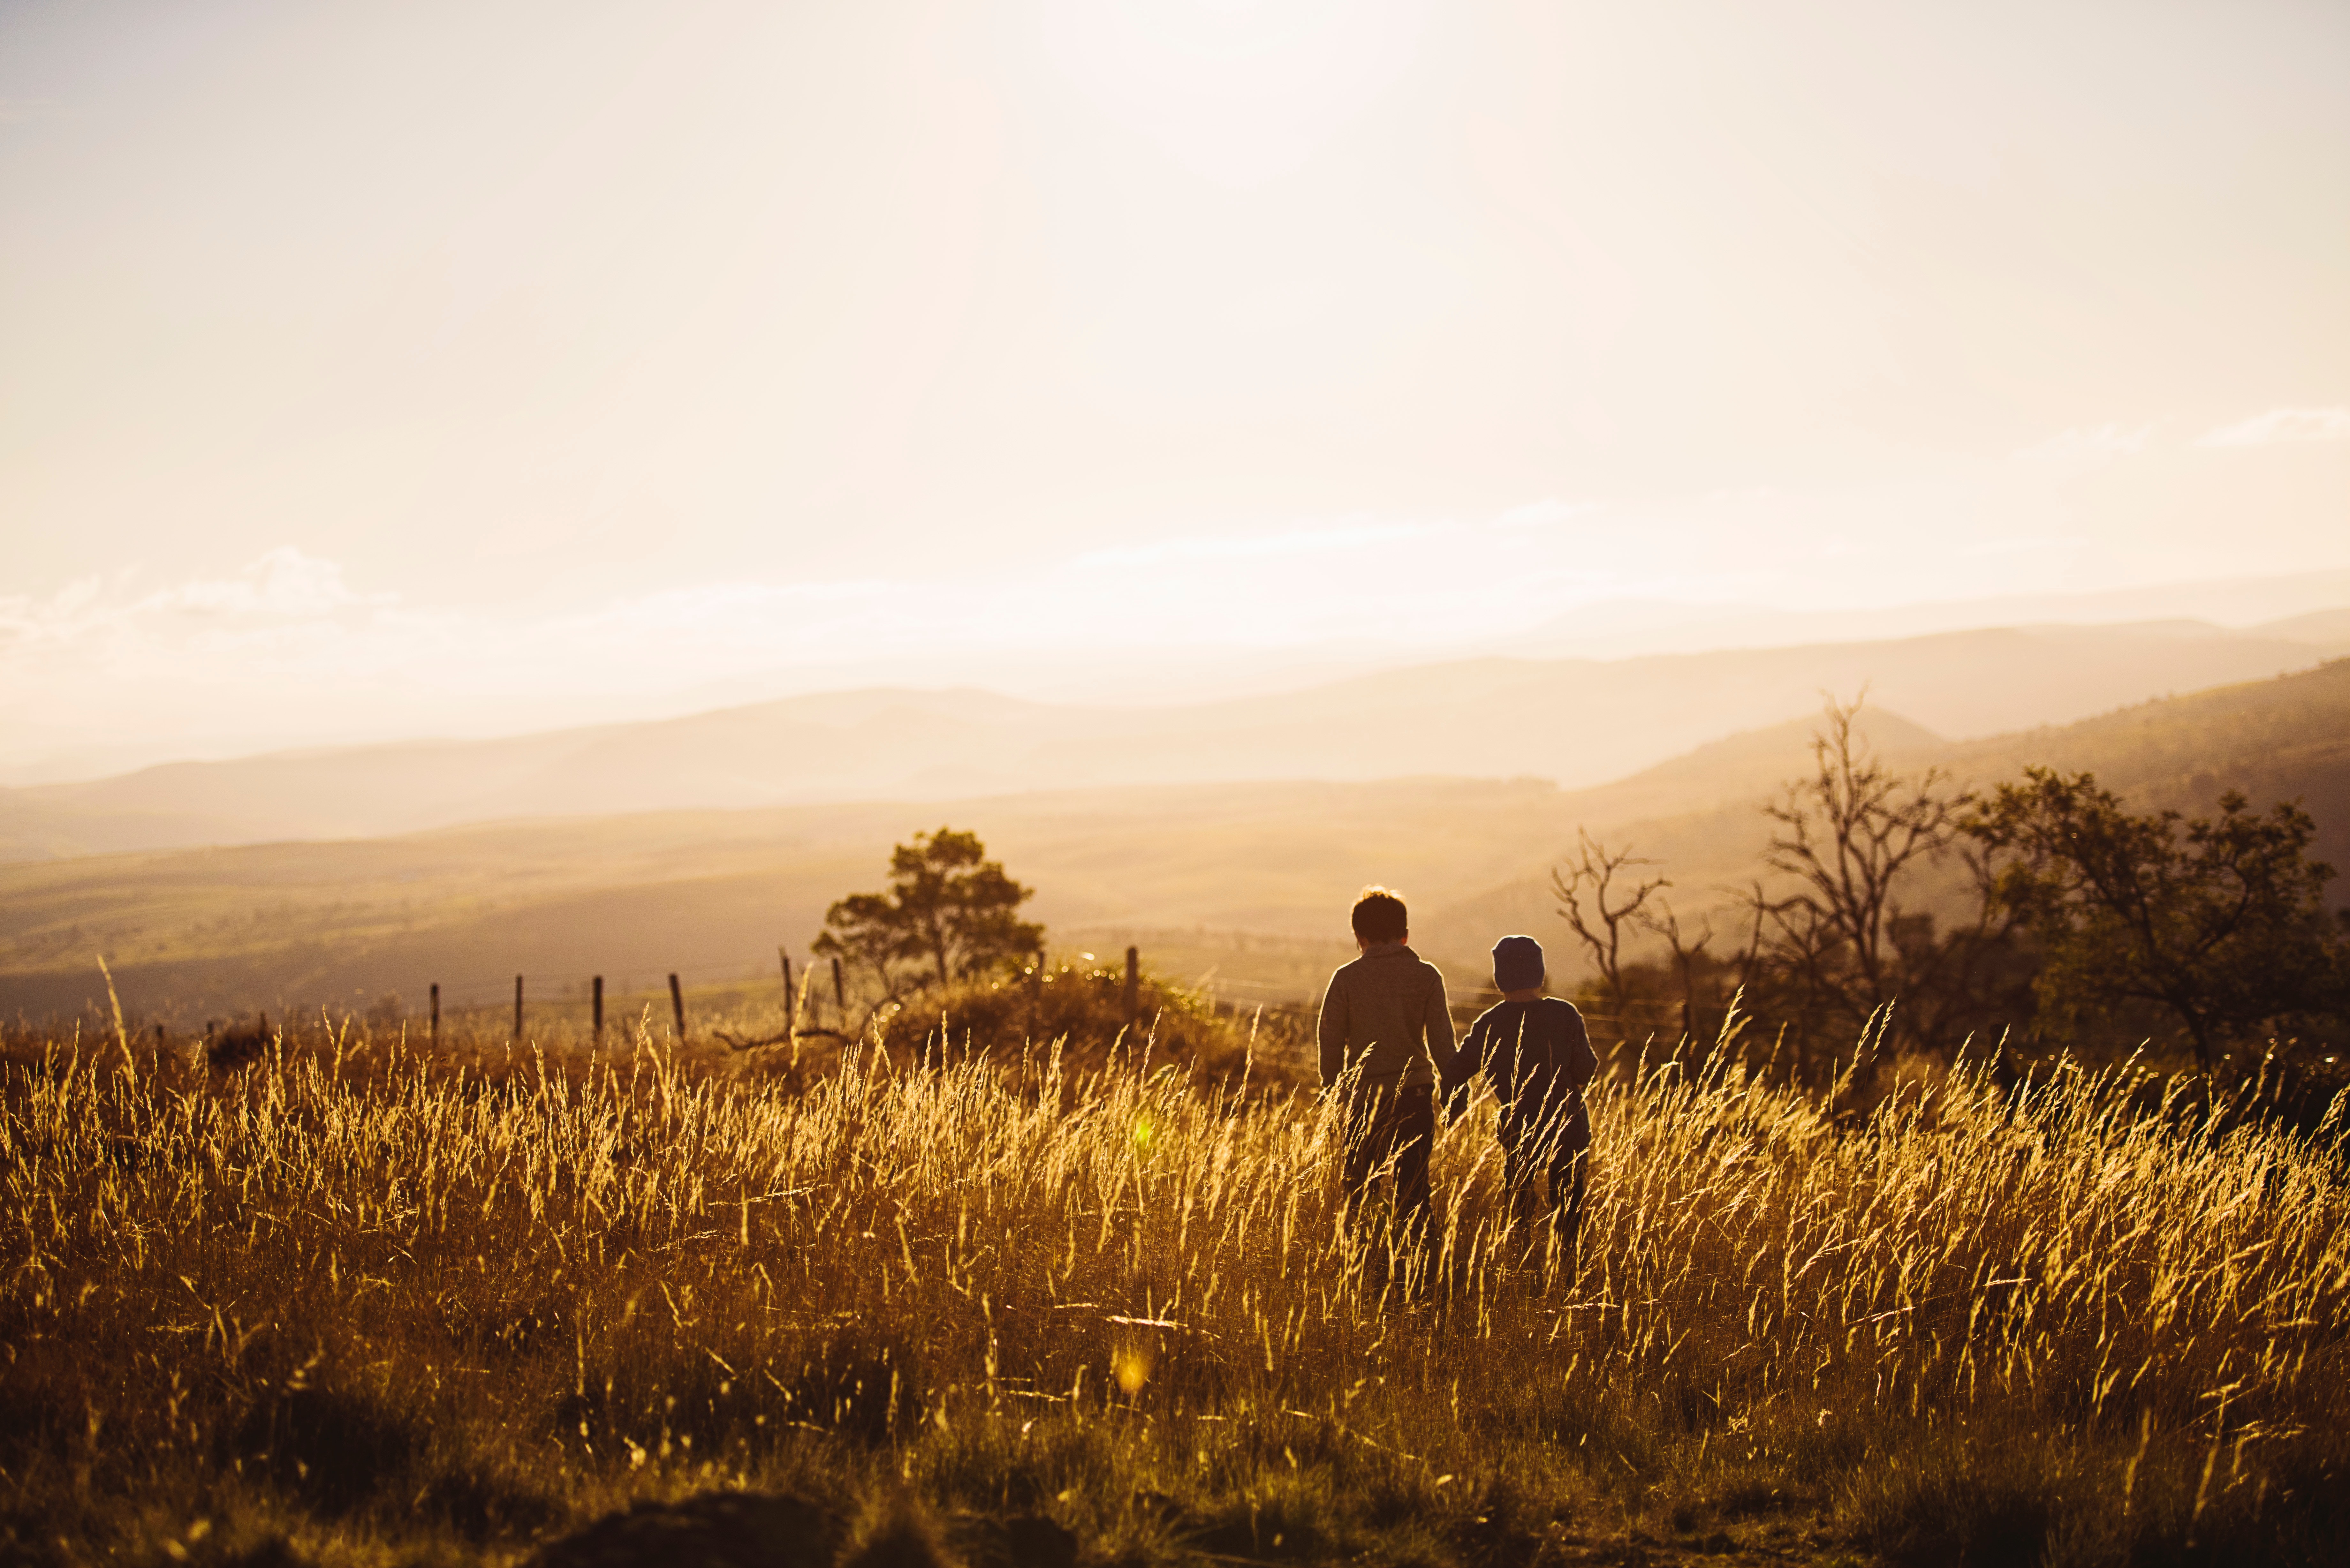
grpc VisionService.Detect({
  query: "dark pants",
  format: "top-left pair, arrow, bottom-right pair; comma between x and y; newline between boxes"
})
1341,1083 -> 1434,1249
1501,1121 -> 1588,1272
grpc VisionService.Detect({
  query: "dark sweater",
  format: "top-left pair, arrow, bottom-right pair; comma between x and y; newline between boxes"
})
1444,996 -> 1597,1152
1317,942 -> 1456,1089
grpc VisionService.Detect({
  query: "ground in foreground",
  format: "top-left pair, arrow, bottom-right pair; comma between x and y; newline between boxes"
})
3,1028 -> 2344,1565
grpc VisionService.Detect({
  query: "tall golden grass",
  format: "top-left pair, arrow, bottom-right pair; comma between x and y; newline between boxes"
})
2,1005 -> 2344,1565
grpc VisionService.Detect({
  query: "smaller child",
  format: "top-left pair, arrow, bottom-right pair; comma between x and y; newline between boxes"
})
1444,934 -> 1598,1278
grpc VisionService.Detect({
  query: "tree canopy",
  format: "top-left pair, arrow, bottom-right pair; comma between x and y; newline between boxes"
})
812,827 -> 1044,996
1968,770 -> 2347,1068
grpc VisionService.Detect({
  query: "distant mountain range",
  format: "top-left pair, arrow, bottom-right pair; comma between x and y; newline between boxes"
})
4,655 -> 2345,1022
1495,577 -> 2350,660
3,614 -> 2342,863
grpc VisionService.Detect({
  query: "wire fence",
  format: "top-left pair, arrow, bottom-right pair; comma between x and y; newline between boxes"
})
429,958 -> 769,1013
415,950 -> 1708,1038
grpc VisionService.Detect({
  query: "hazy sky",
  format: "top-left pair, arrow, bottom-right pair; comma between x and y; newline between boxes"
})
4,0 -> 2347,774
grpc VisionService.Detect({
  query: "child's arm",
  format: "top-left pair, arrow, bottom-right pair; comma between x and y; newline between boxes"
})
1316,972 -> 1350,1088
1424,969 -> 1461,1091
1441,1013 -> 1484,1123
1562,1003 -> 1597,1089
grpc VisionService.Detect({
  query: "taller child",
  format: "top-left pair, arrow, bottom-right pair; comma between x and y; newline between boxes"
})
1317,887 -> 1456,1250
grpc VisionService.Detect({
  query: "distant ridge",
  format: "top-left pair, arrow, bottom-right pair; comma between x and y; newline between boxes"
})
0,616 -> 2339,862
1419,658 -> 2350,962
1499,572 -> 2350,659
3,659 -> 2346,1020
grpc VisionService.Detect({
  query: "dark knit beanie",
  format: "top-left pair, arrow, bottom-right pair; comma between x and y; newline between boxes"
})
1491,934 -> 1545,992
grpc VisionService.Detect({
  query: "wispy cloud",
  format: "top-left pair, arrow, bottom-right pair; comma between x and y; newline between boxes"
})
2194,407 -> 2350,448
0,548 -> 390,649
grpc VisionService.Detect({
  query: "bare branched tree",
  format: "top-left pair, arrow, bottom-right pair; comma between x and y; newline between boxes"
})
1637,896 -> 1717,1052
1551,828 -> 1668,1025
1749,696 -> 1968,1043
1724,702 -> 2041,1087
1727,877 -> 1775,996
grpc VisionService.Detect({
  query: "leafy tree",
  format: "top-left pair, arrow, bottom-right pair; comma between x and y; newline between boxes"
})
1967,771 -> 2346,1069
813,827 -> 1044,998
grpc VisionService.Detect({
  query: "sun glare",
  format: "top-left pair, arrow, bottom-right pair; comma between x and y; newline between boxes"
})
1036,0 -> 1431,185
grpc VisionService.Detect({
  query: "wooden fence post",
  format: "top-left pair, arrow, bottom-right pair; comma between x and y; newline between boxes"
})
780,950 -> 794,1026
593,975 -> 604,1040
668,973 -> 686,1040
831,957 -> 845,1016
429,983 -> 439,1044
1124,946 -> 1140,1027
513,975 -> 524,1043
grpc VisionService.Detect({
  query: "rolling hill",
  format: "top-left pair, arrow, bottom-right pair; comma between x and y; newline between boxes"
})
4,659 -> 2343,1024
1426,659 -> 2350,961
3,617 -> 2341,862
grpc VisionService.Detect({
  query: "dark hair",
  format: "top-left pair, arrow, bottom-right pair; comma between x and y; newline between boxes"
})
1351,886 -> 1408,943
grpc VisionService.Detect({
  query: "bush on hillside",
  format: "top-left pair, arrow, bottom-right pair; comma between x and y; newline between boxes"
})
871,960 -> 1312,1085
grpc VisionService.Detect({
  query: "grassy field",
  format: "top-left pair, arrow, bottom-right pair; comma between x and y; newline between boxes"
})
3,999 -> 2345,1567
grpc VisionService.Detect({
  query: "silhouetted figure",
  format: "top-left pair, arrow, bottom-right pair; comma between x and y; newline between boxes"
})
1318,887 -> 1456,1256
1446,935 -> 1596,1282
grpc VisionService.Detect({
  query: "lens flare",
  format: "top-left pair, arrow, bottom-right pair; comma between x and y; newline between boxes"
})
1112,1341 -> 1154,1397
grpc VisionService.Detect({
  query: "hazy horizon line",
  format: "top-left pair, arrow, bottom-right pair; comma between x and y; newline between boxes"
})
7,564 -> 2346,790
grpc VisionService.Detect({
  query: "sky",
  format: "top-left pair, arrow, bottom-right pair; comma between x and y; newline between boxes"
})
3,0 -> 2347,778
